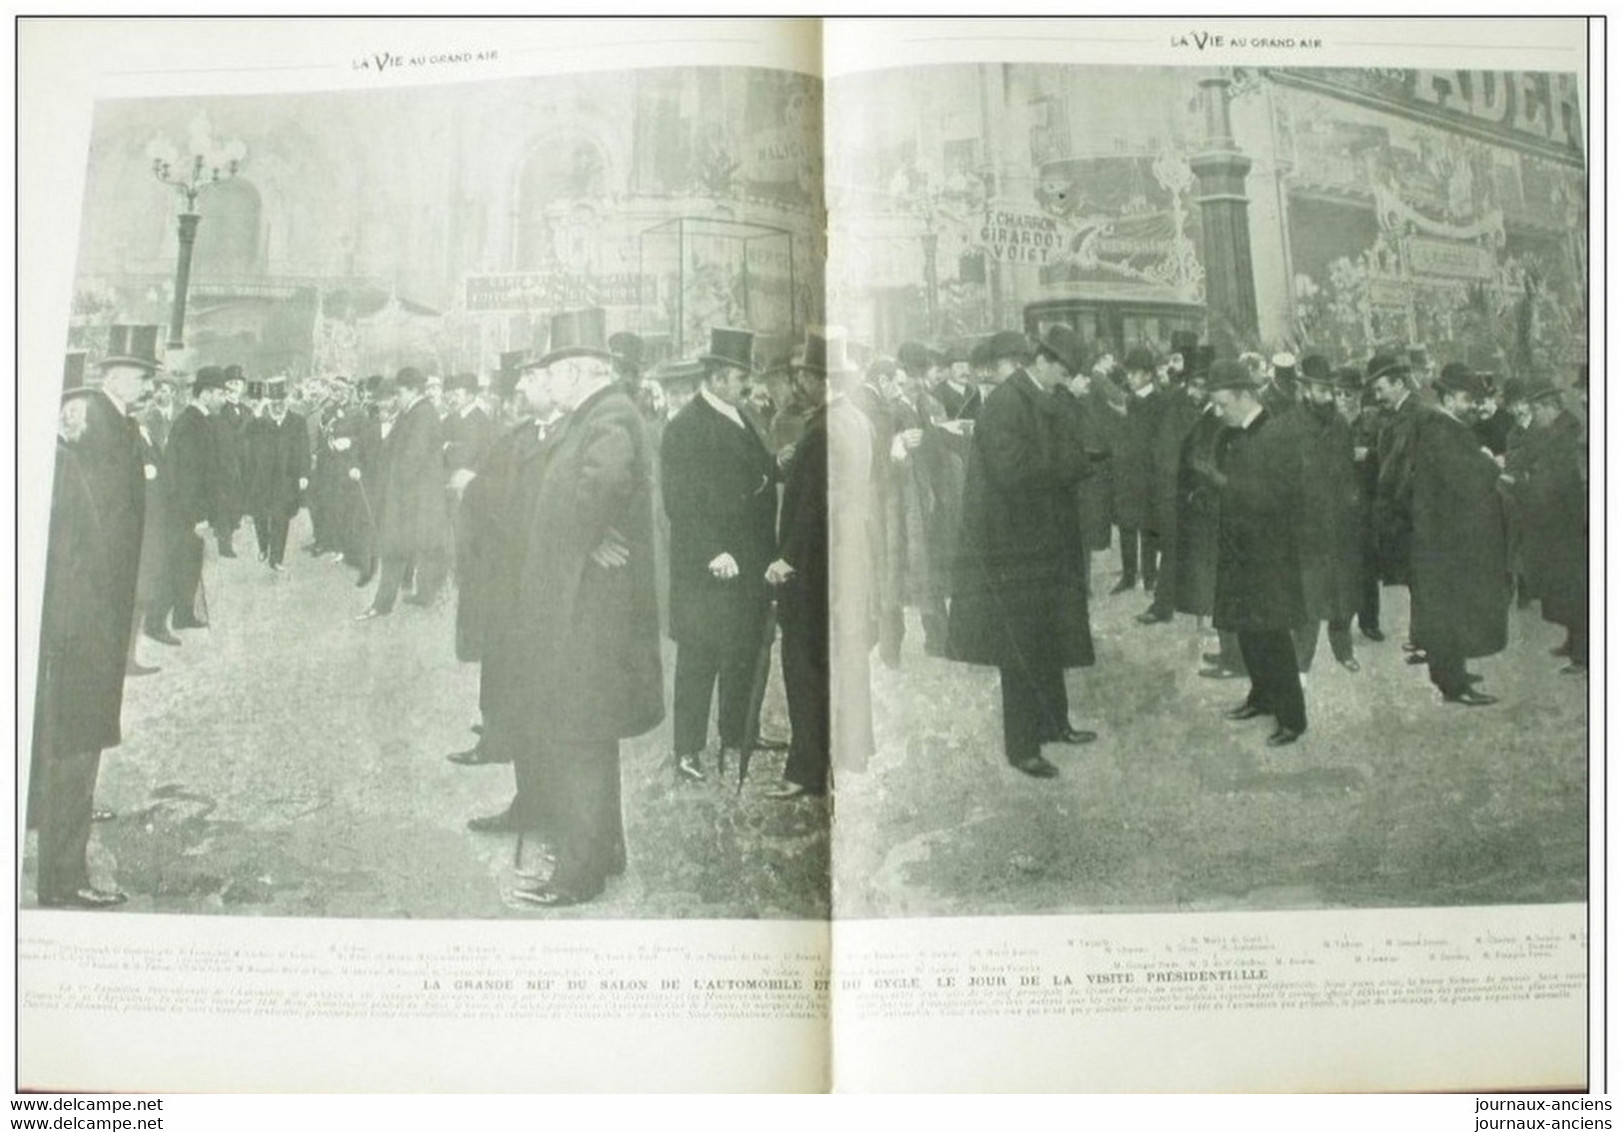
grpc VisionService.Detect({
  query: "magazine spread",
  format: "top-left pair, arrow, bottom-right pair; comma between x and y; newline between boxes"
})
14,16 -> 1596,1093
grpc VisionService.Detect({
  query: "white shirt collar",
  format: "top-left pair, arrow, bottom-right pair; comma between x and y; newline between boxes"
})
701,385 -> 746,429
1133,382 -> 1154,399
459,400 -> 481,418
1236,403 -> 1264,430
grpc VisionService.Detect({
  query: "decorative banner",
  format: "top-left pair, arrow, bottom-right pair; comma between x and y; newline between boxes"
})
979,208 -> 1066,265
464,272 -> 644,313
1404,237 -> 1495,280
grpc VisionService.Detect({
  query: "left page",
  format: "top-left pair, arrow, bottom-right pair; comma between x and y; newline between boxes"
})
17,16 -> 830,1092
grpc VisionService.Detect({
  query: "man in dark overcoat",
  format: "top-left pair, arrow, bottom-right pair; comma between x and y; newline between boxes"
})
246,378 -> 311,570
1409,364 -> 1509,704
441,372 -> 499,476
659,328 -> 778,782
473,328 -> 664,907
210,365 -> 250,557
1139,352 -> 1207,624
1343,370 -> 1386,641
1110,345 -> 1166,594
1368,351 -> 1424,652
883,344 -> 948,657
1292,357 -> 1363,673
948,327 -> 1098,778
33,328 -> 156,908
1508,380 -> 1586,672
357,367 -> 452,618
146,367 -> 227,641
1201,361 -> 1308,745
764,335 -> 836,799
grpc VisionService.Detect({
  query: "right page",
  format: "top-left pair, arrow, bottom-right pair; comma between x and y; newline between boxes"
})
823,16 -> 1593,1092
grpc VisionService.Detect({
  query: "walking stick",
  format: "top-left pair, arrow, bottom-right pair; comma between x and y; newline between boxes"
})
737,598 -> 779,795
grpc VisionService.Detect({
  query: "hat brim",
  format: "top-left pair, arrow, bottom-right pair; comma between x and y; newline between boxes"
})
96,356 -> 163,372
1367,363 -> 1412,383
699,354 -> 754,372
526,347 -> 614,371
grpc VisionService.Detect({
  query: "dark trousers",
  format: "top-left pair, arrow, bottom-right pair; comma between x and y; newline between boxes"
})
1216,628 -> 1248,673
36,749 -> 103,900
780,614 -> 829,794
150,524 -> 204,629
370,551 -> 448,614
1426,650 -> 1473,697
253,513 -> 292,566
999,660 -> 1069,763
514,736 -> 625,899
1358,548 -> 1382,633
672,634 -> 760,756
1237,629 -> 1307,733
1118,526 -> 1160,584
1294,618 -> 1354,671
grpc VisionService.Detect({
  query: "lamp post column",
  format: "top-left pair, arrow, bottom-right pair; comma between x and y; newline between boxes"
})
168,211 -> 201,350
1190,73 -> 1260,354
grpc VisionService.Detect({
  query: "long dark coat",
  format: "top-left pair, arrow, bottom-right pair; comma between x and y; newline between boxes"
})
1296,404 -> 1363,623
246,410 -> 311,520
163,404 -> 220,528
1212,407 -> 1306,633
1110,387 -> 1165,530
372,397 -> 452,560
46,393 -> 145,752
1172,408 -> 1225,616
1374,395 -> 1423,585
948,372 -> 1095,669
1514,412 -> 1586,629
659,392 -> 778,647
1071,389 -> 1116,552
884,394 -> 946,606
210,402 -> 249,528
133,427 -> 167,606
777,405 -> 828,636
1409,409 -> 1510,659
477,385 -> 664,746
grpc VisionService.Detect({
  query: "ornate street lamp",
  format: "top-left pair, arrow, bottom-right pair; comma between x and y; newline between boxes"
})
147,114 -> 247,350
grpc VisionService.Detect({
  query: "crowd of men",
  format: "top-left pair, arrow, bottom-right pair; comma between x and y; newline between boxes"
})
30,312 -> 1589,910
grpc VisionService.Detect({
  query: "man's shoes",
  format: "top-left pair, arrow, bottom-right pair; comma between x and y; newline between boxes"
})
1225,703 -> 1269,721
219,547 -> 238,559
1135,609 -> 1172,625
91,809 -> 116,823
1109,576 -> 1138,595
1010,754 -> 1059,778
1359,625 -> 1385,642
172,616 -> 208,630
1265,726 -> 1303,747
125,660 -> 160,677
754,737 -> 790,752
447,744 -> 509,766
1199,665 -> 1245,680
38,886 -> 127,910
675,754 -> 706,783
1052,726 -> 1097,745
353,608 -> 383,622
1442,689 -> 1499,707
764,783 -> 820,801
1561,663 -> 1588,676
143,626 -> 182,647
1338,657 -> 1361,673
467,807 -> 523,833
1405,652 -> 1429,665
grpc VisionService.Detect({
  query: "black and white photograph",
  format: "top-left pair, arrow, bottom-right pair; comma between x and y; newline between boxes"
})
25,62 -> 831,919
822,61 -> 1589,920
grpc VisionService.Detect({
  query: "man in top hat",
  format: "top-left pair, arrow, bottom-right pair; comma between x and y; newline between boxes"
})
356,367 -> 452,618
1263,352 -> 1300,417
146,365 -> 230,643
245,378 -> 311,571
1292,355 -> 1363,674
140,374 -> 178,454
1505,378 -> 1587,673
608,331 -> 646,390
32,325 -> 160,907
948,326 -> 1099,778
660,327 -> 779,782
1110,344 -> 1167,596
1367,351 -> 1423,647
467,313 -> 664,906
882,340 -> 951,660
1198,359 -> 1309,746
929,342 -> 983,422
1407,363 -> 1509,704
